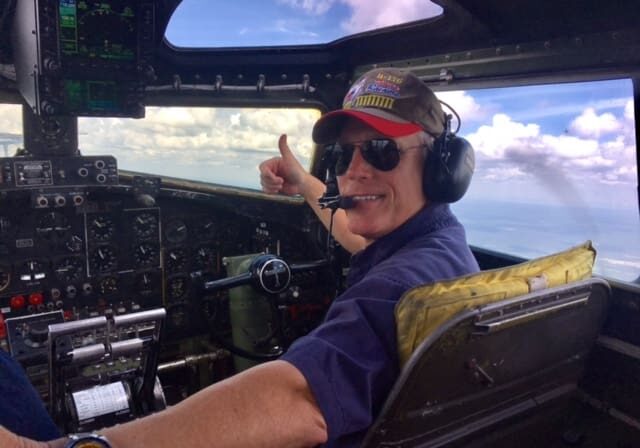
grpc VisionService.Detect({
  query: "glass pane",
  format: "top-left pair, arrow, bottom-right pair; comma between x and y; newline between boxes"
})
0,104 -> 23,156
166,0 -> 443,47
445,80 -> 639,282
79,107 -> 320,190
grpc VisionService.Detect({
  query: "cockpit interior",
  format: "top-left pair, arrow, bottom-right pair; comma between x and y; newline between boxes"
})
0,0 -> 638,446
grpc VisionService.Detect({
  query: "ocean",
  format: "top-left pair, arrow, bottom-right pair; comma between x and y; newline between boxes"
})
452,200 -> 640,283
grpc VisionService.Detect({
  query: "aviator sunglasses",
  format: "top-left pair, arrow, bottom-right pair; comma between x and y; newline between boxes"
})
330,139 -> 424,175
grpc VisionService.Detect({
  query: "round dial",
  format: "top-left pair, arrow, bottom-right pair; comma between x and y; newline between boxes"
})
133,212 -> 158,239
37,212 -> 71,240
98,276 -> 118,295
196,220 -> 216,240
167,275 -> 188,301
194,246 -> 216,270
0,264 -> 11,291
166,248 -> 187,272
165,220 -> 188,244
167,304 -> 189,330
54,257 -> 85,283
136,272 -> 156,296
65,234 -> 84,253
89,215 -> 115,242
134,243 -> 158,267
90,245 -> 117,273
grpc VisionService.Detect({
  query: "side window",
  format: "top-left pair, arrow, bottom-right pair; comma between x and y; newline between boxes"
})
444,80 -> 638,282
79,107 -> 320,190
0,104 -> 23,156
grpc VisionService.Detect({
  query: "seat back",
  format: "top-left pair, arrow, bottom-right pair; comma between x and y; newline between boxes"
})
361,277 -> 610,448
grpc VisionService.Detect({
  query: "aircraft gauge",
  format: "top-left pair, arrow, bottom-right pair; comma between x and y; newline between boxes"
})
89,215 -> 115,242
166,248 -> 187,272
54,257 -> 85,283
0,264 -> 11,291
134,243 -> 158,267
133,212 -> 158,239
37,212 -> 71,240
165,220 -> 188,244
90,245 -> 117,273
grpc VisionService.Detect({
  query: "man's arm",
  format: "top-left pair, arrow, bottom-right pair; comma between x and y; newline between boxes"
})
1,361 -> 327,448
260,135 -> 366,254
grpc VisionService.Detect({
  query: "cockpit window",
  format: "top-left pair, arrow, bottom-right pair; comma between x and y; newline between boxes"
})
165,0 -> 443,47
446,79 -> 638,282
78,107 -> 320,189
0,104 -> 23,157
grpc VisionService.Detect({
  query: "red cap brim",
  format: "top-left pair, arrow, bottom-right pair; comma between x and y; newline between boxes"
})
312,109 -> 423,144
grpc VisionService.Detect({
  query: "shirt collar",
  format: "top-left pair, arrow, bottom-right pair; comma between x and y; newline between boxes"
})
346,203 -> 453,286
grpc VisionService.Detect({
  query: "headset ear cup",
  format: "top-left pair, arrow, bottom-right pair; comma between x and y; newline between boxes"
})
423,134 -> 475,203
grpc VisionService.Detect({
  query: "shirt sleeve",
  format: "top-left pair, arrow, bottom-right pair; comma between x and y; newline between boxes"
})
0,348 -> 61,441
282,272 -> 407,441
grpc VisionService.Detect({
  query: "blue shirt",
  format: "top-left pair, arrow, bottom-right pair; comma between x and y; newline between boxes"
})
282,203 -> 479,447
0,348 -> 61,441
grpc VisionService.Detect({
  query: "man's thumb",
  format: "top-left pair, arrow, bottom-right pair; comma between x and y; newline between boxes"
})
278,134 -> 293,159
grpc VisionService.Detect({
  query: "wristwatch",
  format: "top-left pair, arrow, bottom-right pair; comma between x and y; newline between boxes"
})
64,433 -> 112,448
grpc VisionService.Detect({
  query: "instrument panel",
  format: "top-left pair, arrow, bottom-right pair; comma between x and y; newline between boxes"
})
0,182 -> 331,343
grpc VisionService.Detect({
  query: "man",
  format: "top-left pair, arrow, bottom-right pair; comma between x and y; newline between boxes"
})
0,68 -> 478,447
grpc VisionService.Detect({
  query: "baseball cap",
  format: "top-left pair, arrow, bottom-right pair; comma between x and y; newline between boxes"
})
312,68 -> 446,144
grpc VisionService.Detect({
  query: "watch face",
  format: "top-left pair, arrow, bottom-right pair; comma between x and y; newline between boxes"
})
68,435 -> 111,448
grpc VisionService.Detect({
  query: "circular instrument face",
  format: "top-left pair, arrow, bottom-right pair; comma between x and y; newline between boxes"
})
89,215 -> 115,242
132,212 -> 158,239
135,272 -> 156,295
165,220 -> 188,244
133,243 -> 158,267
167,275 -> 188,301
37,211 -> 71,240
65,235 -> 84,253
196,219 -> 216,240
166,248 -> 187,272
194,246 -> 216,270
98,276 -> 118,295
90,245 -> 117,273
55,257 -> 85,283
0,264 -> 11,291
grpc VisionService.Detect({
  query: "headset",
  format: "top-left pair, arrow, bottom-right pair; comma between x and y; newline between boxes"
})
319,101 -> 475,209
423,104 -> 475,203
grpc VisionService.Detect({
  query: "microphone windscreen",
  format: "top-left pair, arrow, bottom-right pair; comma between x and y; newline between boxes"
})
339,196 -> 355,209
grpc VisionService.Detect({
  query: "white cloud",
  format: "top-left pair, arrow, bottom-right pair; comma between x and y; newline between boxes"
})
569,107 -> 621,139
624,100 -> 634,121
540,134 -> 599,158
277,0 -> 335,15
78,107 -> 321,187
340,0 -> 442,33
466,114 -> 540,159
465,106 -> 635,188
278,0 -> 442,34
436,91 -> 484,123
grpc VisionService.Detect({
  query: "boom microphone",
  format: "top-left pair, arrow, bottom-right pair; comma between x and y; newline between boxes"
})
318,193 -> 355,210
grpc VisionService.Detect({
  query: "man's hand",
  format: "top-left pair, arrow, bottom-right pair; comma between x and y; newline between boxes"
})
0,426 -> 51,448
259,134 -> 309,196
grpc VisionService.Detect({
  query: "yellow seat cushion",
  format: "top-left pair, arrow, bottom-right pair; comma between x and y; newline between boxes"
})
395,241 -> 596,367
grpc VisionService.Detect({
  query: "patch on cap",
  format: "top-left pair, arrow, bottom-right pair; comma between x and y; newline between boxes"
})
313,68 -> 446,144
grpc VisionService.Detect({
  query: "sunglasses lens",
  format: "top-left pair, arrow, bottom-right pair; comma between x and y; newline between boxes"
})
362,139 -> 400,171
333,139 -> 400,175
334,144 -> 354,175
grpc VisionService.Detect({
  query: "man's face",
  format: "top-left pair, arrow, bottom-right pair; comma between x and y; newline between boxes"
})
336,119 -> 427,244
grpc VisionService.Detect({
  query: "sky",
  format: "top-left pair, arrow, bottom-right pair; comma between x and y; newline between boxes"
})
165,0 -> 443,47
